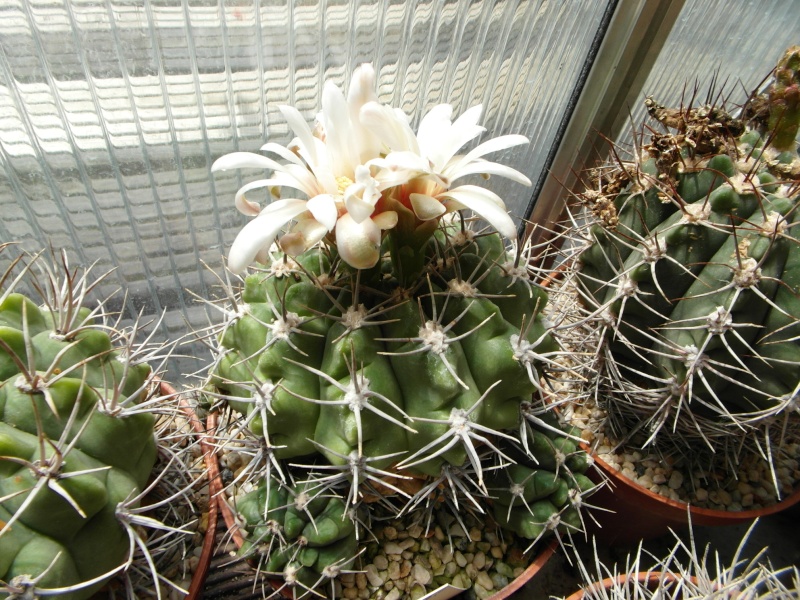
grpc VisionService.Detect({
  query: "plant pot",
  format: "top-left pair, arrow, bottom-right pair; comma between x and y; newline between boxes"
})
211,441 -> 559,600
581,447 -> 800,545
563,573 -> 685,600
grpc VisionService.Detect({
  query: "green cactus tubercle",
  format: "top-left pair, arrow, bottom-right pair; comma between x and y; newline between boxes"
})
0,286 -> 155,599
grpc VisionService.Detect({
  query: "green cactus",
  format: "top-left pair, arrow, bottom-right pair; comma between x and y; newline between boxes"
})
206,224 -> 596,598
0,246 -> 190,599
568,47 -> 800,459
204,62 -> 595,596
236,476 -> 359,595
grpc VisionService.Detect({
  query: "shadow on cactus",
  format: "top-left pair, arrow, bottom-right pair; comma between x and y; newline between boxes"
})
198,63 -> 597,598
560,47 -> 800,476
0,244 -> 199,599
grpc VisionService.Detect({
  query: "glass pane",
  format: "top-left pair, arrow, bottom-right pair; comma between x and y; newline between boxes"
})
618,0 -> 800,147
0,0 -> 610,379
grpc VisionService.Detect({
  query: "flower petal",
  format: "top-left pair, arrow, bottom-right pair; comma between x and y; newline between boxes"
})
211,152 -> 283,173
279,104 -> 319,166
227,199 -> 308,273
409,193 -> 447,221
373,210 -> 398,230
440,185 -> 516,240
280,216 -> 329,255
260,142 -> 305,166
345,191 -> 375,224
445,158 -> 532,186
335,213 -> 381,269
416,104 -> 454,164
321,81 -> 359,177
348,63 -> 377,108
344,165 -> 381,223
446,134 -> 529,179
234,179 -> 281,215
444,104 -> 486,159
306,194 -> 338,231
360,101 -> 419,153
347,64 -> 381,161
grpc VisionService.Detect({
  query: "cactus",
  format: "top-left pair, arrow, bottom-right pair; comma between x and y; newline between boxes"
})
564,47 -> 800,464
0,245 -> 194,599
204,64 -> 594,596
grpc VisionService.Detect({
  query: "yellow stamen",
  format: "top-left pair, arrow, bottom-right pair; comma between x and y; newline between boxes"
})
336,176 -> 354,195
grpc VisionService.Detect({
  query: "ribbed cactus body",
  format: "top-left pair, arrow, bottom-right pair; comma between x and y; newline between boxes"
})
237,478 -> 358,588
0,285 -> 155,598
209,225 -> 594,584
573,47 -> 800,452
213,230 -> 555,474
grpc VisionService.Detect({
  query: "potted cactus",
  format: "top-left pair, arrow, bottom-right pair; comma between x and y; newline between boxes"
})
549,46 -> 800,542
0,244 -> 202,599
200,63 -> 596,599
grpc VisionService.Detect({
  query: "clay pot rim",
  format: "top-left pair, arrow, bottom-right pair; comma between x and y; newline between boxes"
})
587,444 -> 800,522
212,434 -> 559,600
564,572 -> 689,600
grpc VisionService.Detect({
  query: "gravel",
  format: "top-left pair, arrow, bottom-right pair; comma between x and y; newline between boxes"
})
566,400 -> 800,511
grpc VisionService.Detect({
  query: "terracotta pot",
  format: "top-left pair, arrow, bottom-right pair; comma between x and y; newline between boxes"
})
160,381 -> 219,600
213,445 -> 558,600
582,447 -> 800,545
564,572 -> 685,600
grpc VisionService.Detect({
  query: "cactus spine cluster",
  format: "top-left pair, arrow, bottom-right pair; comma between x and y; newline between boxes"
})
0,246 -> 191,599
204,63 -> 594,597
567,47 -> 800,461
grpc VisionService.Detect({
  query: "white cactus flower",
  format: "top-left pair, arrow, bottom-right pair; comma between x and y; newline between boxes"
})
363,101 -> 531,240
212,63 -> 531,273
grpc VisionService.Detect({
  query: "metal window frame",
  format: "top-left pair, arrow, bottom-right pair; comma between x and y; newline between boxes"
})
522,0 -> 685,248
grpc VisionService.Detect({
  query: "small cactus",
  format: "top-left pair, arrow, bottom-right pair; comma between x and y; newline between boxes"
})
0,245 -> 195,599
561,47 -> 800,468
558,520 -> 800,599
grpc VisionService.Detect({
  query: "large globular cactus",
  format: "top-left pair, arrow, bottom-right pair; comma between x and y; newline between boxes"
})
204,63 -> 594,597
0,245 -> 192,600
565,47 -> 800,462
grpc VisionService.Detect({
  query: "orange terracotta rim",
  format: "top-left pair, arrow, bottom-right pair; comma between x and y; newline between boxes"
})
214,447 -> 559,599
486,537 -> 558,600
564,572 -> 689,600
158,380 -> 219,600
589,445 -> 800,525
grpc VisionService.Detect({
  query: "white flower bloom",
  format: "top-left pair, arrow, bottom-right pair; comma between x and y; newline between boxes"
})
364,102 -> 531,239
212,63 -> 531,273
212,64 -> 400,273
